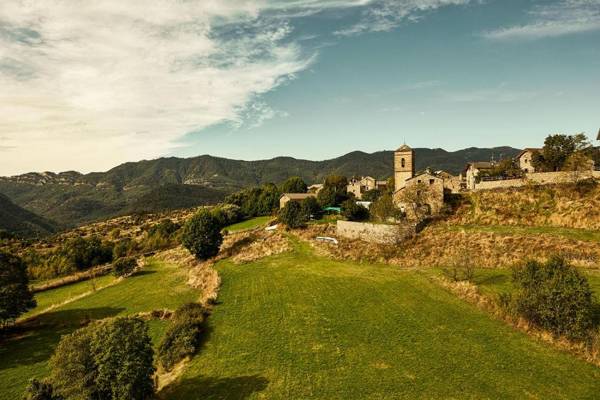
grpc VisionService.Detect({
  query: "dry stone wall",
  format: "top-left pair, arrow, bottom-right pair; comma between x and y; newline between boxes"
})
474,171 -> 597,191
336,220 -> 414,244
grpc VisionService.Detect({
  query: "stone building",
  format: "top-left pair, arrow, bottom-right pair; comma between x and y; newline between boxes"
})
347,176 -> 388,199
464,161 -> 495,190
279,193 -> 316,209
515,148 -> 541,173
394,144 -> 415,191
392,144 -> 445,218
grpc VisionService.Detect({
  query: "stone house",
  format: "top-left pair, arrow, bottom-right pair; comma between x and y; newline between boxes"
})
394,172 -> 445,217
392,144 -> 445,218
464,161 -> 495,190
279,193 -> 316,209
515,148 -> 541,173
347,176 -> 387,199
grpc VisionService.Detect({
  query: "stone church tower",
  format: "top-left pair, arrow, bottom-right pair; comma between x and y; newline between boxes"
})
394,144 -> 415,191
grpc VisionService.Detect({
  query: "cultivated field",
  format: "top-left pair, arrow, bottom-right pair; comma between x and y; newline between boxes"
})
160,241 -> 600,399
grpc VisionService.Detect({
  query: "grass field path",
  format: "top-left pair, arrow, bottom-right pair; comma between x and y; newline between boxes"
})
0,259 -> 198,400
161,242 -> 600,399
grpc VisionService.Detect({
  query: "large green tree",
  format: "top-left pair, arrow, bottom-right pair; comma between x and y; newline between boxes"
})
280,176 -> 307,193
317,175 -> 349,207
181,210 -> 223,260
0,251 -> 36,327
279,201 -> 307,229
50,317 -> 155,400
532,133 -> 591,172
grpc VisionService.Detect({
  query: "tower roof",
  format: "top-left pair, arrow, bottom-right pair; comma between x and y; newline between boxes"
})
396,144 -> 412,152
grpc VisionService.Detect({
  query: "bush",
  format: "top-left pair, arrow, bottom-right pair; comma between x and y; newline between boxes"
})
279,201 -> 307,229
0,251 -> 36,327
369,194 -> 401,222
341,200 -> 369,222
211,204 -> 243,228
300,196 -> 322,220
158,303 -> 206,371
509,257 -> 594,340
361,189 -> 382,202
112,257 -> 137,277
181,210 -> 223,260
50,317 -> 155,400
22,379 -> 63,400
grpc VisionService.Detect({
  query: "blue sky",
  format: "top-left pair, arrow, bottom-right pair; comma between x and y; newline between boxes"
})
1,0 -> 599,174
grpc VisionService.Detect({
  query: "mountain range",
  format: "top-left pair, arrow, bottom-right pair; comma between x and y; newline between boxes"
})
0,146 -> 520,231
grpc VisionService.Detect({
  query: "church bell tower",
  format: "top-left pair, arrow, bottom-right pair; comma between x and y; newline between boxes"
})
394,144 -> 414,191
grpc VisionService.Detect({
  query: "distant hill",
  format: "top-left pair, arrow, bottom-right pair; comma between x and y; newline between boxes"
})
0,192 -> 58,237
0,146 -> 519,227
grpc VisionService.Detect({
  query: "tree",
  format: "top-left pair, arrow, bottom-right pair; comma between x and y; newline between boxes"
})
509,257 -> 593,340
341,200 -> 369,221
279,201 -> 307,229
22,379 -> 63,400
563,151 -> 594,181
532,133 -> 591,172
50,317 -> 155,400
317,175 -> 349,207
112,257 -> 137,277
370,194 -> 401,223
396,182 -> 432,221
0,251 -> 36,327
300,196 -> 322,220
281,176 -> 307,193
181,210 -> 223,260
361,188 -> 382,202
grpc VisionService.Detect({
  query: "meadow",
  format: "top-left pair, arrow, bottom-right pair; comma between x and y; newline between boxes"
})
160,241 -> 600,399
2,235 -> 600,399
0,259 -> 198,400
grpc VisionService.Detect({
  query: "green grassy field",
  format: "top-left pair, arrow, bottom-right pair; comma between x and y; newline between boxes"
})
22,274 -> 117,319
225,216 -> 273,232
161,241 -> 600,399
444,224 -> 600,242
0,259 -> 198,400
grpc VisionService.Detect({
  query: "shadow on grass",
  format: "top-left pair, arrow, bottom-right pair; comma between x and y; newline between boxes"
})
131,269 -> 157,277
162,375 -> 269,399
473,274 -> 509,287
0,306 -> 123,371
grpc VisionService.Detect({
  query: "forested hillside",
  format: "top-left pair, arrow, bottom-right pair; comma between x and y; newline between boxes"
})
0,193 -> 57,237
0,146 -> 519,227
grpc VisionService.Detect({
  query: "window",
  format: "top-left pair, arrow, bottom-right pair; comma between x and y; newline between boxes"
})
429,179 -> 435,185
401,158 -> 405,168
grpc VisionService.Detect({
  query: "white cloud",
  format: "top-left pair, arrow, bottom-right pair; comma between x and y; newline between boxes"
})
483,0 -> 600,40
0,0 -> 470,175
334,0 -> 471,36
0,0 -> 312,175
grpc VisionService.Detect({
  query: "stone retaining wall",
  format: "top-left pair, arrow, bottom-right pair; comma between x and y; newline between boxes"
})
474,171 -> 597,191
336,220 -> 414,244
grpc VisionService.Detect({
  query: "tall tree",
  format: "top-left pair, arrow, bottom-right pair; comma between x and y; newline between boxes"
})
280,176 -> 307,193
533,133 -> 591,172
0,251 -> 36,327
181,210 -> 223,260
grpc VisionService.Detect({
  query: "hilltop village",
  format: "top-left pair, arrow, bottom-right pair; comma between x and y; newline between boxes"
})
278,135 -> 600,243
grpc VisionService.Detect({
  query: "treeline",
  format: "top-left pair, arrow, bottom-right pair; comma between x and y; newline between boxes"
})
23,219 -> 182,281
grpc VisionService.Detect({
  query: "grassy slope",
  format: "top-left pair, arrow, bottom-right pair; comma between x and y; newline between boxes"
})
162,242 -> 600,399
0,259 -> 198,400
22,274 -> 117,319
444,224 -> 600,242
225,216 -> 272,232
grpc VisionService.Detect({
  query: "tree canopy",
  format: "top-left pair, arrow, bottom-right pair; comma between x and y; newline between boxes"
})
181,210 -> 223,260
0,251 -> 36,327
280,176 -> 307,193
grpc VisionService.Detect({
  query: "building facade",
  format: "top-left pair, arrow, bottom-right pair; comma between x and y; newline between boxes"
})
394,144 -> 415,191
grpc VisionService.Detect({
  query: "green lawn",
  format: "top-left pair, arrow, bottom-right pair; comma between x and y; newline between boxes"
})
444,224 -> 600,242
225,216 -> 273,232
161,241 -> 600,399
0,259 -> 198,400
22,274 -> 117,319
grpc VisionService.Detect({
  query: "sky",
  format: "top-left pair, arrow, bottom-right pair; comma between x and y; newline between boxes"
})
1,0 -> 599,175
